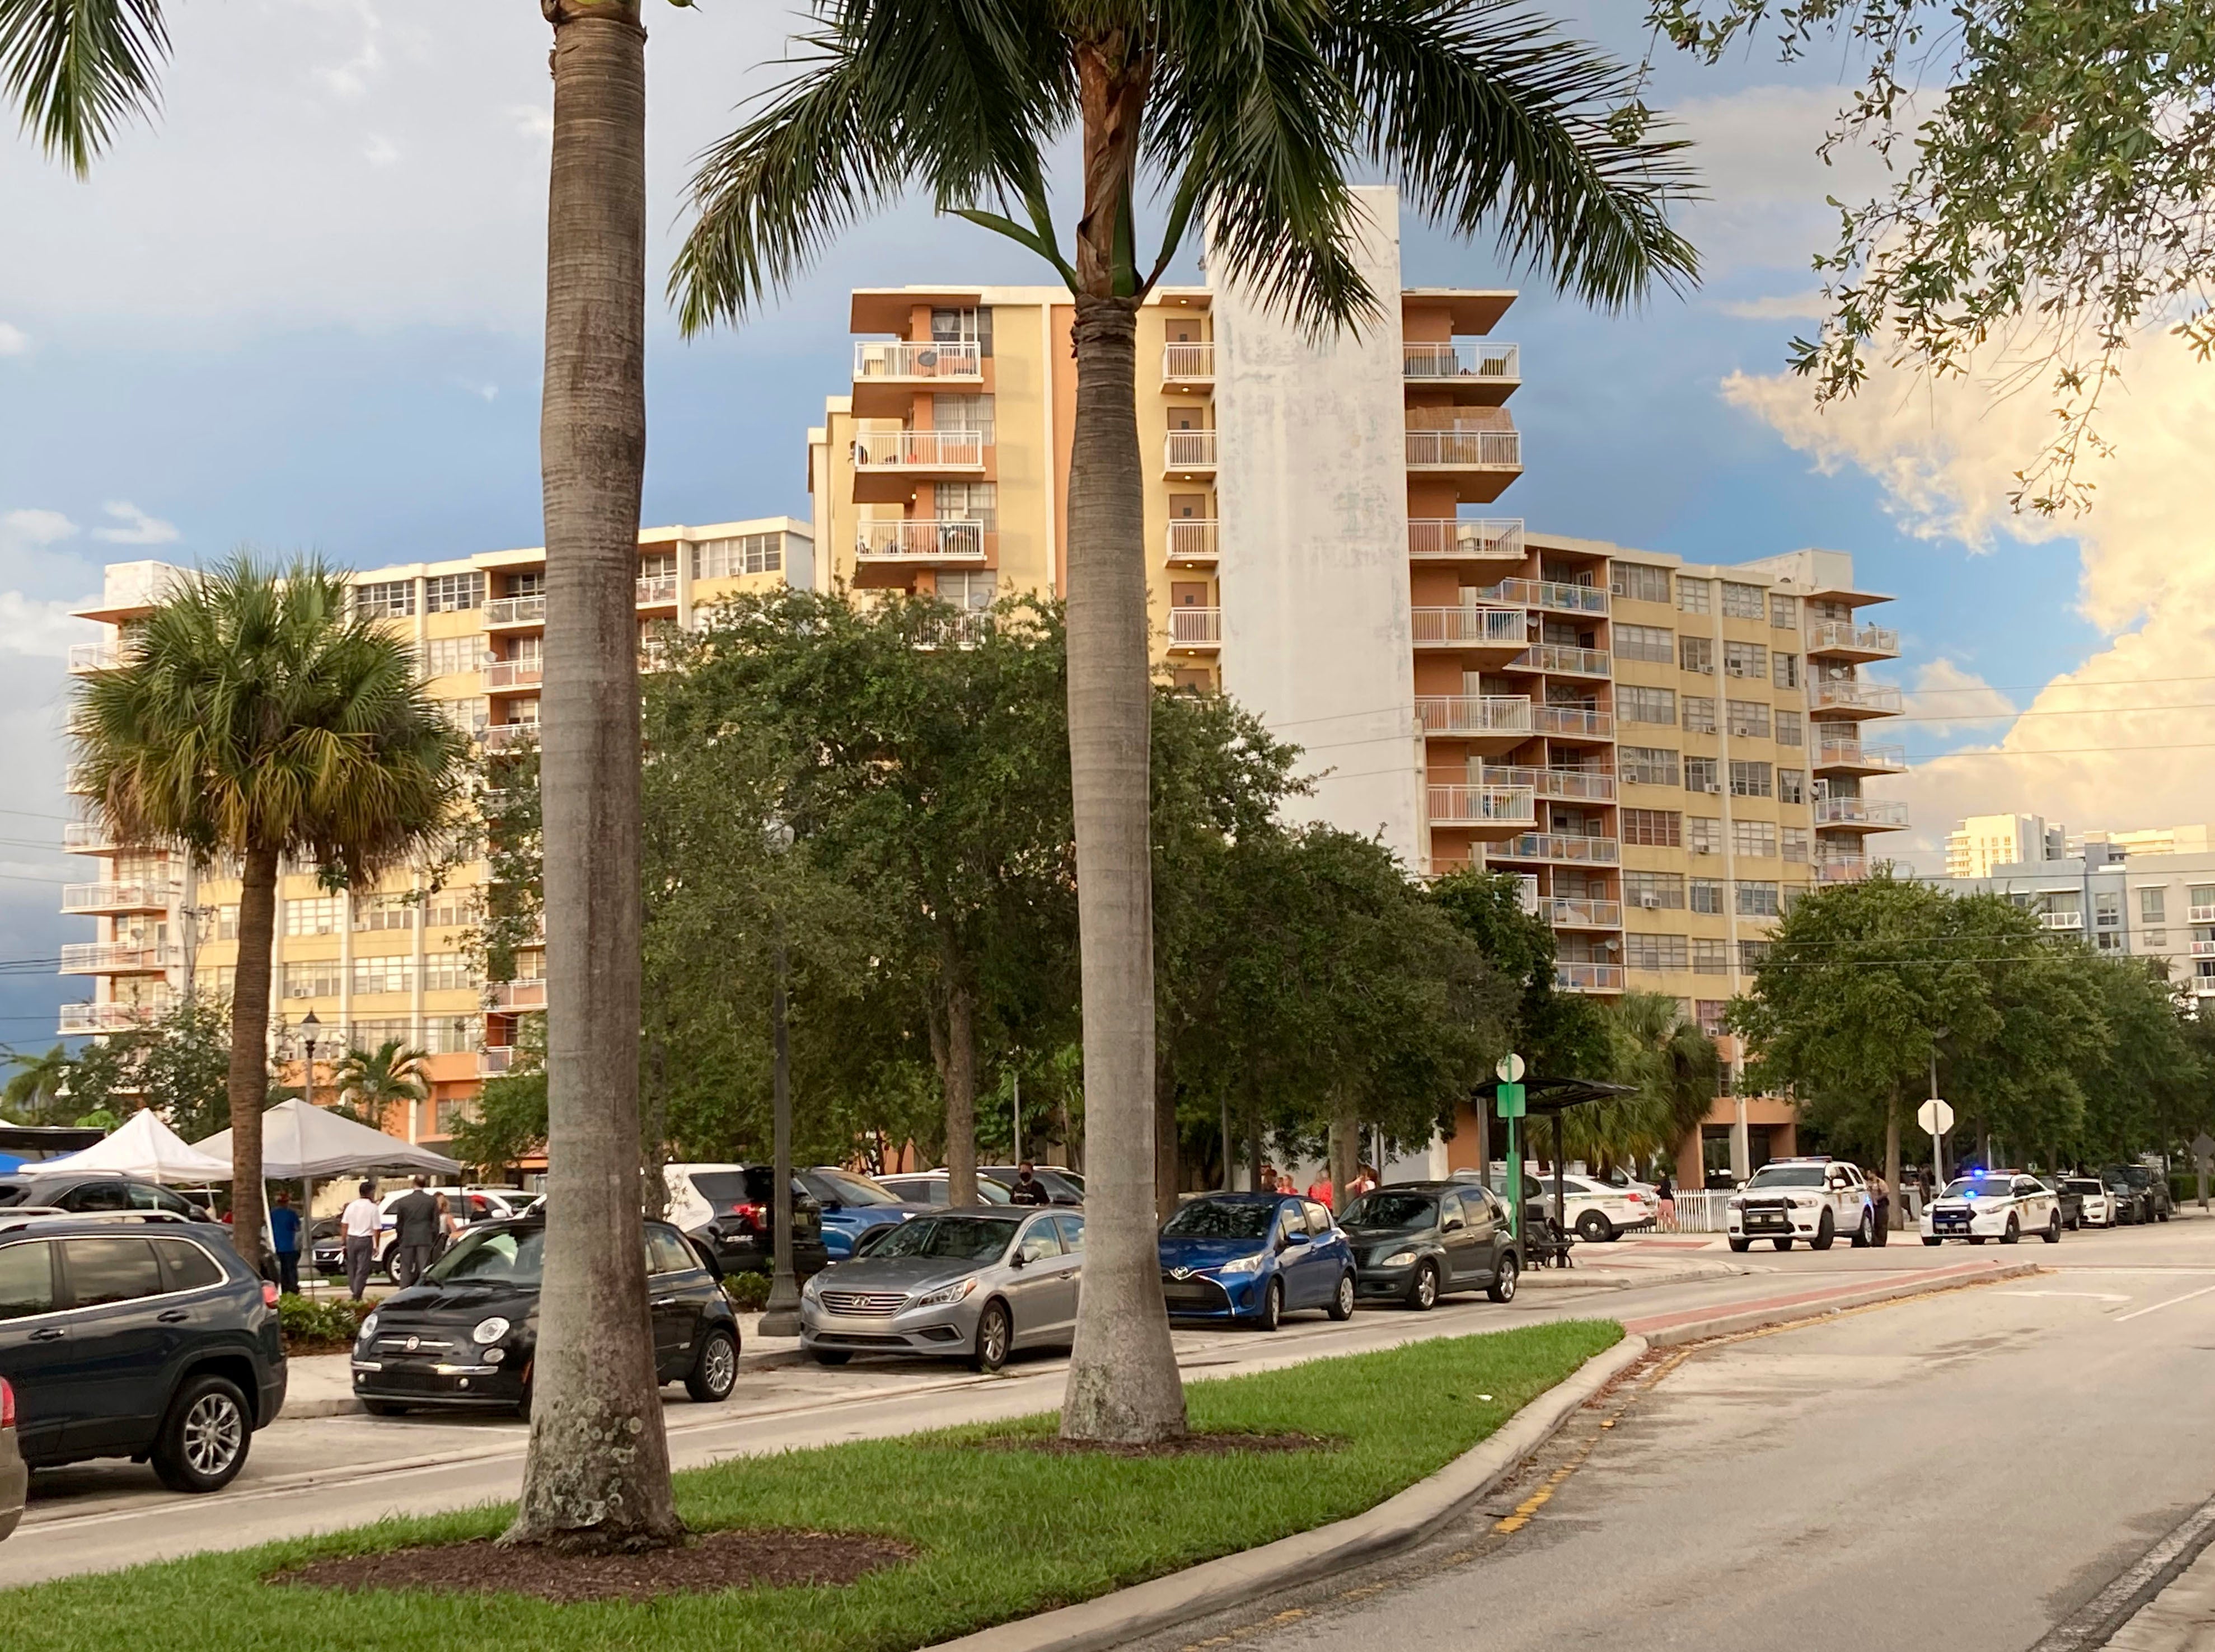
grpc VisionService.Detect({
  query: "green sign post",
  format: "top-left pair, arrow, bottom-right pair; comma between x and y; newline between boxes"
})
1495,1055 -> 1526,1245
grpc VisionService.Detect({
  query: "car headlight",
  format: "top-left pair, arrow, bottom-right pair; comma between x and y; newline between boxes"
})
357,1311 -> 378,1342
803,1271 -> 824,1299
1727,1197 -> 1744,1212
914,1277 -> 978,1308
1215,1253 -> 1266,1276
1380,1250 -> 1418,1268
471,1316 -> 511,1345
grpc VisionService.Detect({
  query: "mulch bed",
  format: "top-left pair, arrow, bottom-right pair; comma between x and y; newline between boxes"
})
986,1430 -> 1336,1459
278,1527 -> 915,1604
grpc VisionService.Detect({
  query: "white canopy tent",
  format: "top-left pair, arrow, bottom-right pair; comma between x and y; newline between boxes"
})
35,1109 -> 232,1185
194,1097 -> 462,1180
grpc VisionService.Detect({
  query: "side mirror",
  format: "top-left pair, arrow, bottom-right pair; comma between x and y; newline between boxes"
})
1281,1230 -> 1310,1249
1441,1217 -> 1465,1233
1009,1250 -> 1029,1269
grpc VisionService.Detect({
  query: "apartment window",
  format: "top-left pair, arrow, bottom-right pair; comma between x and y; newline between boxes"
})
1621,745 -> 1680,786
1730,761 -> 1773,798
284,896 -> 343,936
938,570 -> 998,610
1679,636 -> 1713,675
930,306 -> 991,353
423,635 -> 483,678
1678,578 -> 1711,615
1688,817 -> 1722,857
1696,999 -> 1729,1035
1622,808 -> 1683,847
2193,885 -> 2215,916
1732,819 -> 1779,858
1690,877 -> 1724,914
1611,562 -> 1673,603
1773,652 -> 1800,689
1721,581 -> 1766,620
1740,939 -> 1774,969
1770,594 -> 1797,628
425,572 -> 485,613
354,579 -> 415,619
1724,641 -> 1769,679
1614,623 -> 1674,664
1778,768 -> 1807,805
283,960 -> 341,999
214,904 -> 239,941
933,393 -> 995,442
504,570 -> 546,598
1692,938 -> 1730,974
423,891 -> 478,931
1620,686 -> 1678,726
2142,887 -> 2169,924
1626,933 -> 1689,972
1685,756 -> 1720,795
2094,891 -> 2122,928
1782,825 -> 1810,862
423,952 -> 477,993
1682,695 -> 1717,734
1736,879 -> 1782,916
352,954 -> 416,996
639,550 -> 678,582
1626,871 -> 1686,910
443,697 -> 490,736
693,532 -> 784,579
354,895 -> 415,933
206,965 -> 237,996
1775,709 -> 1804,747
434,1098 -> 480,1135
935,481 -> 999,532
1726,700 -> 1772,739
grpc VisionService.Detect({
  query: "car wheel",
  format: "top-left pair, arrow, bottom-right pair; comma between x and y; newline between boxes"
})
809,1348 -> 852,1367
1328,1271 -> 1356,1321
1811,1210 -> 1836,1251
360,1399 -> 407,1418
2043,1214 -> 2062,1245
2001,1216 -> 2020,1245
1408,1261 -> 1439,1312
1850,1210 -> 1871,1248
1922,1237 -> 1942,1247
1576,1210 -> 1612,1245
1487,1253 -> 1519,1304
972,1301 -> 1011,1372
151,1373 -> 252,1494
1773,1237 -> 1793,1251
1727,1237 -> 1751,1253
1256,1279 -> 1284,1333
685,1327 -> 740,1402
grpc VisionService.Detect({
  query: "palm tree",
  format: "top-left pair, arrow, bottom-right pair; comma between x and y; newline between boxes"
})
0,0 -> 171,176
72,557 -> 463,1270
1589,992 -> 1720,1172
673,0 -> 1696,1443
333,1039 -> 431,1133
2,1045 -> 72,1124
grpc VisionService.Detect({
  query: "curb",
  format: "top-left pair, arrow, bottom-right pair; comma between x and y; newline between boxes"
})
1625,1258 -> 2040,1347
923,1333 -> 1651,1652
1520,1263 -> 1745,1292
277,1345 -> 811,1421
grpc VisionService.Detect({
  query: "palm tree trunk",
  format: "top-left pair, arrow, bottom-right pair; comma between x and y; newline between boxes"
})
1884,1080 -> 1903,1231
224,843 -> 280,1270
1059,290 -> 1186,1444
1154,1046 -> 1179,1223
937,971 -> 978,1207
506,0 -> 680,1552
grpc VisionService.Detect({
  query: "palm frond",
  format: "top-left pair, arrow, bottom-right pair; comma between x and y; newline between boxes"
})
0,0 -> 168,176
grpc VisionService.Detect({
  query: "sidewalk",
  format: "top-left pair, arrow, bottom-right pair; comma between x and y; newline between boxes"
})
2109,1542 -> 2215,1652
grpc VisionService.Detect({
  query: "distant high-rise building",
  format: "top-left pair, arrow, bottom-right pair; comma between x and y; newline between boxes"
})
1945,813 -> 2067,879
2076,824 -> 2215,858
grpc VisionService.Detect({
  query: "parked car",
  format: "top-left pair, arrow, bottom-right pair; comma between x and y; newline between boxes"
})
798,1167 -> 928,1259
663,1163 -> 829,1279
0,1376 -> 22,1541
800,1209 -> 1083,1372
1156,1193 -> 1356,1331
1920,1171 -> 2062,1245
0,1171 -> 216,1224
2097,1166 -> 2151,1224
1727,1157 -> 1877,1252
352,1215 -> 739,1416
2041,1176 -> 2086,1231
1341,1182 -> 1519,1310
0,1215 -> 287,1493
2063,1175 -> 2118,1228
875,1170 -> 1015,1207
2106,1163 -> 2173,1223
1542,1174 -> 1659,1243
978,1166 -> 1085,1206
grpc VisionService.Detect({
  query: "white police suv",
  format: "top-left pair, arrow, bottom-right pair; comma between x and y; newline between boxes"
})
1727,1157 -> 1877,1252
1919,1171 -> 2062,1246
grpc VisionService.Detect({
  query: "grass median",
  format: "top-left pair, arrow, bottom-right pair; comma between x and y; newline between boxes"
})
8,1318 -> 1622,1652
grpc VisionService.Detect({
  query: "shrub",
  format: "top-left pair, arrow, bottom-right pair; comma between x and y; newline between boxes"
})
723,1270 -> 771,1312
278,1293 -> 376,1351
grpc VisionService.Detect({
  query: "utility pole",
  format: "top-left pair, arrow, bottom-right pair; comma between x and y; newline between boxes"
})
759,934 -> 800,1337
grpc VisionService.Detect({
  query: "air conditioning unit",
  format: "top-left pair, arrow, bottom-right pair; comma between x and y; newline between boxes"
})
1638,893 -> 1662,909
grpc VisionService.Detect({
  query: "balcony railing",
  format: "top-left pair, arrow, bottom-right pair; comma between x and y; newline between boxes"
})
481,723 -> 539,752
2043,910 -> 2084,930
1549,898 -> 1623,928
484,660 -> 542,691
1165,429 -> 1218,469
1425,785 -> 1537,828
485,594 -> 547,626
61,880 -> 180,913
1809,678 -> 1903,714
1162,342 -> 1215,381
2191,905 -> 2215,924
1402,341 -> 1520,383
2192,940 -> 2215,959
853,428 -> 987,470
1473,578 -> 1609,616
636,574 -> 678,607
1535,704 -> 1612,739
1556,963 -> 1626,992
1805,619 -> 1900,655
1405,428 -> 1521,469
1815,854 -> 1870,884
1169,607 -> 1222,646
851,339 -> 982,383
1514,644 -> 1611,677
490,980 -> 547,1011
1814,739 -> 1907,772
914,611 -> 990,650
1497,832 -> 1621,864
857,519 -> 988,561
1813,796 -> 1910,828
62,822 -> 115,851
1415,696 -> 1534,738
59,1001 -> 164,1035
1411,607 -> 1527,647
67,642 -> 121,674
1481,764 -> 1616,801
1165,519 -> 1219,564
60,942 -> 175,974
1408,519 -> 1524,561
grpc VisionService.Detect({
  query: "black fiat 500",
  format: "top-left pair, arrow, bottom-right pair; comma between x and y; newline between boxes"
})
352,1216 -> 740,1418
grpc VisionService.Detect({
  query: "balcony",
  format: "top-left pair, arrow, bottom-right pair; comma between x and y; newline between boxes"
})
914,611 -> 990,650
62,821 -> 115,852
1815,853 -> 1870,884
1512,643 -> 1610,678
1165,519 -> 1219,566
1402,341 -> 1520,398
1168,607 -> 1221,650
60,942 -> 175,974
1535,704 -> 1612,739
490,980 -> 547,1011
1549,897 -> 1623,929
2192,940 -> 2215,959
852,339 -> 982,385
1812,796 -> 1910,830
636,574 -> 678,608
482,723 -> 539,752
485,594 -> 547,627
1809,678 -> 1903,717
1473,577 -> 1608,616
1426,784 -> 1537,837
1415,696 -> 1535,750
484,660 -> 542,692
1162,342 -> 1215,383
1813,738 -> 1907,775
854,428 -> 987,474
1165,429 -> 1218,473
1805,618 -> 1900,661
1411,606 -> 1527,650
67,642 -> 122,674
1408,519 -> 1524,562
62,880 -> 180,914
1496,832 -> 1621,865
858,519 -> 988,562
1556,962 -> 1626,992
1405,426 -> 1521,475
2043,910 -> 2084,931
1482,764 -> 1616,801
59,1001 -> 163,1035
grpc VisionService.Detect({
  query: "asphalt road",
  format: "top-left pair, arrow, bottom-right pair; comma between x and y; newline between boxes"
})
4,1213 -> 2207,1597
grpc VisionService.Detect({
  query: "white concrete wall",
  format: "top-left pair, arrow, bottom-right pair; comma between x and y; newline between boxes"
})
1211,185 -> 1422,867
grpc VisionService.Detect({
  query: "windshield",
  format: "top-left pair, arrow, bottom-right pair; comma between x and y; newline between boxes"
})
867,1215 -> 1018,1262
1341,1192 -> 1437,1231
687,1172 -> 755,1209
1945,1179 -> 2010,1200
802,1170 -> 900,1207
424,1225 -> 544,1284
2064,1179 -> 2104,1194
1746,1165 -> 1825,1189
1162,1200 -> 1277,1240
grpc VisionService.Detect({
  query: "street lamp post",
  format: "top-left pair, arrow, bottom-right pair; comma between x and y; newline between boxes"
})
297,1010 -> 322,1297
758,820 -> 803,1339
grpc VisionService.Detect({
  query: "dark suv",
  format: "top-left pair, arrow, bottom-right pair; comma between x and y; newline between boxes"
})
2108,1163 -> 2174,1223
0,1172 -> 218,1224
0,1215 -> 287,1493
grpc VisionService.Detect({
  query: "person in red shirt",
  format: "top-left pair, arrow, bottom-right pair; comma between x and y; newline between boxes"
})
1305,1174 -> 1335,1208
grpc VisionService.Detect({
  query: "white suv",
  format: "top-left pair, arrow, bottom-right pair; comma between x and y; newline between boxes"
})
1727,1157 -> 1876,1252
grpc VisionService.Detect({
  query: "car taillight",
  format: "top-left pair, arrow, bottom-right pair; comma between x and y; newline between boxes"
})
262,1281 -> 281,1307
729,1202 -> 766,1229
1,1376 -> 13,1430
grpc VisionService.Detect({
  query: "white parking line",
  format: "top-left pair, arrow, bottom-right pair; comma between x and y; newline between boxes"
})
2116,1282 -> 2215,1322
1995,1290 -> 2132,1302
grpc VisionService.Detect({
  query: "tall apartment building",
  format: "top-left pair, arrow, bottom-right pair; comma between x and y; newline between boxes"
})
1945,813 -> 2069,879
60,519 -> 813,1144
1935,842 -> 2215,996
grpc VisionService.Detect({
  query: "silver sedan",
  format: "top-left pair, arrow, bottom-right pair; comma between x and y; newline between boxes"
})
799,1209 -> 1083,1372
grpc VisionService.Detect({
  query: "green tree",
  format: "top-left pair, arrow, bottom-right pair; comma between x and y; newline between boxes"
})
675,0 -> 1695,1447
72,557 -> 462,1265
132,994 -> 235,1143
1430,870 -> 1612,1078
451,1018 -> 551,1181
1584,992 -> 1718,1174
2,1045 -> 72,1124
2062,956 -> 2201,1168
332,1040 -> 431,1133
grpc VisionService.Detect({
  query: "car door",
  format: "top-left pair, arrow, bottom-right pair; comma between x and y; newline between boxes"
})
1052,1214 -> 1087,1340
645,1226 -> 705,1378
0,1239 -> 72,1461
2015,1179 -> 2049,1231
1436,1192 -> 1486,1287
1004,1215 -> 1069,1347
53,1235 -> 180,1453
1296,1201 -> 1341,1305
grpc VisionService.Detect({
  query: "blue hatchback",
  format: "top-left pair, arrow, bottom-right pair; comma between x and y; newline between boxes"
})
1156,1193 -> 1357,1330
799,1168 -> 930,1260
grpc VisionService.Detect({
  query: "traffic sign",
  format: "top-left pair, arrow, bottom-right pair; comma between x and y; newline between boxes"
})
1496,1082 -> 1526,1119
1917,1097 -> 1955,1137
1496,1053 -> 1525,1084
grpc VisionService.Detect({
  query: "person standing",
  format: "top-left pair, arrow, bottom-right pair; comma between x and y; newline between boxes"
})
1656,1170 -> 1677,1233
1305,1170 -> 1335,1209
1348,1163 -> 1379,1199
339,1181 -> 381,1301
268,1189 -> 302,1296
1008,1162 -> 1051,1206
1870,1171 -> 1891,1247
388,1176 -> 442,1286
1257,1162 -> 1277,1196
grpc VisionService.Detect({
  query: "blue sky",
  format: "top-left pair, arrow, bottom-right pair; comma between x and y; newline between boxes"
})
1,0 -> 2198,1047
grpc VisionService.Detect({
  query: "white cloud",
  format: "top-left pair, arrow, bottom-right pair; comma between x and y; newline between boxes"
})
2,509 -> 78,549
362,134 -> 400,167
0,322 -> 26,356
1671,86 -> 1893,278
90,501 -> 179,546
1718,291 -> 1829,321
0,592 -> 93,658
1905,659 -> 2017,738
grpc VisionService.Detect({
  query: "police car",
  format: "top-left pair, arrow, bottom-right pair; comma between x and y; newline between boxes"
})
1726,1157 -> 1877,1252
1919,1171 -> 2062,1246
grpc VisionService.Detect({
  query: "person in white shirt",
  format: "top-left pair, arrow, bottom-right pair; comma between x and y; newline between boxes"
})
339,1181 -> 382,1301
